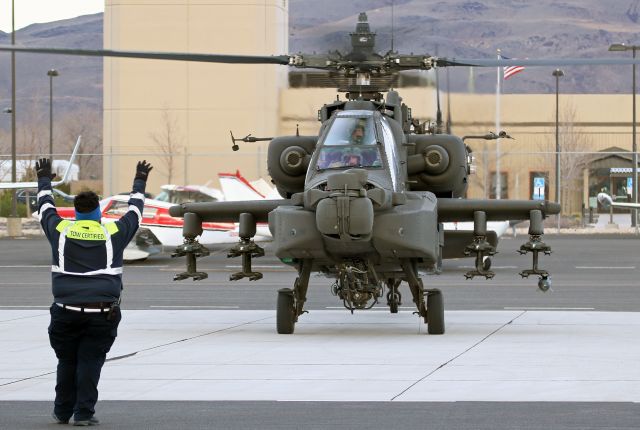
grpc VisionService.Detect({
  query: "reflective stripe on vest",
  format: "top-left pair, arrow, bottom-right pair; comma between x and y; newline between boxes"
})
53,220 -> 120,276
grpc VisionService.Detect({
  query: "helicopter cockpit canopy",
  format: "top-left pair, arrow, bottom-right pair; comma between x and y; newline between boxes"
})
316,112 -> 383,170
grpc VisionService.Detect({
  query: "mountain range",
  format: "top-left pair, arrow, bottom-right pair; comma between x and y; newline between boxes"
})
1,0 -> 640,123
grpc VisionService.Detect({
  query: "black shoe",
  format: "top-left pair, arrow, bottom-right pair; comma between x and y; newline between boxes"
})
51,412 -> 70,424
73,416 -> 100,426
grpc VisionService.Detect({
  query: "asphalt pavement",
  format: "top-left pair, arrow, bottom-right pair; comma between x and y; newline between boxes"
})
1,235 -> 640,311
2,234 -> 640,429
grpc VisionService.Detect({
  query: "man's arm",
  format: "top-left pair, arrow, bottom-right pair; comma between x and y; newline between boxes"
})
115,160 -> 153,243
35,158 -> 62,238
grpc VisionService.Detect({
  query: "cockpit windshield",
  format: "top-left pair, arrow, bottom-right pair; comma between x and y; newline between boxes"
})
316,113 -> 382,170
316,146 -> 383,170
322,116 -> 376,146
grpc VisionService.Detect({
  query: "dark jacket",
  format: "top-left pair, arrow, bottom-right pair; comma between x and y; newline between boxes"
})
37,177 -> 146,304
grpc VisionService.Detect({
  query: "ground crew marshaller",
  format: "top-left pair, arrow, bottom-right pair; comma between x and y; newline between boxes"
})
37,158 -> 152,426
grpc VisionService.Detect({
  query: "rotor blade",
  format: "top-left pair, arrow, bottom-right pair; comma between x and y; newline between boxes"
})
437,57 -> 640,68
0,46 -> 291,65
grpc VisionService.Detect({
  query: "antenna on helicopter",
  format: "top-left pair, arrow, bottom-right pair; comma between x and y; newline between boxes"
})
434,46 -> 444,134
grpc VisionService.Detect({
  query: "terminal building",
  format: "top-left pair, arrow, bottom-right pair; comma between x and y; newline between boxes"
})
103,1 -> 639,217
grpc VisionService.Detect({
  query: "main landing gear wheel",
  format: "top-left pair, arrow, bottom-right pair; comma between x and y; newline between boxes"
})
426,289 -> 445,335
277,288 -> 296,334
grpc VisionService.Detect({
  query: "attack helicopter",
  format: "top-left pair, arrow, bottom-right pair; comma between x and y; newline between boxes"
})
9,12 -> 640,335
168,13 -> 561,335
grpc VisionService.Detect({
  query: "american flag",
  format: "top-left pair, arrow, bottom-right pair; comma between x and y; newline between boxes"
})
501,54 -> 525,80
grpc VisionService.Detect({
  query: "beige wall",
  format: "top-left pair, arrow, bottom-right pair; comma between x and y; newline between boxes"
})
104,0 -> 288,195
104,3 -> 636,215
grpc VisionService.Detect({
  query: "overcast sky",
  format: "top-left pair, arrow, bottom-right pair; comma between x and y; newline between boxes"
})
0,0 -> 104,33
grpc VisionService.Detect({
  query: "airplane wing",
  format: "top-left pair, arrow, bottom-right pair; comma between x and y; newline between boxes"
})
0,136 -> 82,190
597,192 -> 640,209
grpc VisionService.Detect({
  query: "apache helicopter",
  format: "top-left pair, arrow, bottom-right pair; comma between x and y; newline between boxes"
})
6,12 -> 640,335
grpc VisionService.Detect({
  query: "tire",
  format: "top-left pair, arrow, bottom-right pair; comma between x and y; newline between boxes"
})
390,300 -> 398,314
427,290 -> 445,335
277,288 -> 296,334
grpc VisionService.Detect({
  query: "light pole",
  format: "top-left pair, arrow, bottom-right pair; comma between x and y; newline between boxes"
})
10,0 -> 17,218
609,43 -> 639,231
47,69 -> 59,160
552,68 -> 564,232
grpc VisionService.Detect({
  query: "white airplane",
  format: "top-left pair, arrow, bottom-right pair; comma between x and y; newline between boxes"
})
0,136 -> 82,190
48,171 -> 274,261
597,192 -> 640,209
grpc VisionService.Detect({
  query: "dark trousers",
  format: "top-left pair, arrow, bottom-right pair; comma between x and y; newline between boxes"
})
48,304 -> 121,421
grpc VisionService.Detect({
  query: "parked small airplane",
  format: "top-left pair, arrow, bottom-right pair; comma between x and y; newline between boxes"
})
597,192 -> 640,209
0,136 -> 81,190
50,171 -> 274,261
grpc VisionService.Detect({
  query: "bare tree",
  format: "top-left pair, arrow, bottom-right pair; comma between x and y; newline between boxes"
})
17,97 -> 48,178
150,109 -> 183,184
558,104 -> 593,214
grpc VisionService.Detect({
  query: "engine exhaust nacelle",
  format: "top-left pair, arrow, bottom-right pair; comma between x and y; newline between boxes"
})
267,135 -> 316,197
406,134 -> 469,198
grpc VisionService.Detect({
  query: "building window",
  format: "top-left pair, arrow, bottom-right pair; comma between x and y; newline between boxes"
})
489,172 -> 508,199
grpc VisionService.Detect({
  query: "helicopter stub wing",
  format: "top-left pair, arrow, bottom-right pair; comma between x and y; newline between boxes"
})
169,199 -> 292,223
436,198 -> 560,223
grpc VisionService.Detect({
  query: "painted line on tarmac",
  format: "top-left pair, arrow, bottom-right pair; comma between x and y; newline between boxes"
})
325,306 -> 415,310
149,305 -> 240,309
0,265 -> 50,268
125,265 -> 169,268
575,266 -> 636,269
504,307 -> 595,310
457,265 -> 518,269
0,305 -> 49,308
225,265 -> 286,269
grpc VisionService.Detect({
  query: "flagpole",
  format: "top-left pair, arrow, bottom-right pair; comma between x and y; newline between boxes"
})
495,49 -> 502,199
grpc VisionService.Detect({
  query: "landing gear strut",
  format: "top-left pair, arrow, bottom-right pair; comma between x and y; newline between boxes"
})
277,259 -> 312,334
386,279 -> 402,313
401,259 -> 445,334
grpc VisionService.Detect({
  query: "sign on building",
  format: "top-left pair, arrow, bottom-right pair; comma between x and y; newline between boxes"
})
533,177 -> 545,200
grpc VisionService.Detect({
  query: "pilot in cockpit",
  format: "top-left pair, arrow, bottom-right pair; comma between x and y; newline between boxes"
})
349,120 -> 367,144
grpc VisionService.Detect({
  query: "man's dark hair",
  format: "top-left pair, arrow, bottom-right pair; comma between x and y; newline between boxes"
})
74,191 -> 100,213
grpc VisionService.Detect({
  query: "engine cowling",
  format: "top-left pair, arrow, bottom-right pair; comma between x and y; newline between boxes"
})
406,134 -> 468,198
267,136 -> 317,197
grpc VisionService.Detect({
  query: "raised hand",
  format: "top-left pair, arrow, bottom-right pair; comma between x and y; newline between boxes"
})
35,158 -> 56,180
135,160 -> 153,181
